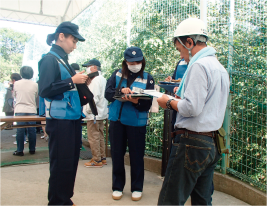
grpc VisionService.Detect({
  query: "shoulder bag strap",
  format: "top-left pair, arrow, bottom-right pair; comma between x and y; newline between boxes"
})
46,53 -> 75,77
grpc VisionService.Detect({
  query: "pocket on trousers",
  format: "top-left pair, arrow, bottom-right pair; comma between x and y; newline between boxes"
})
184,145 -> 211,173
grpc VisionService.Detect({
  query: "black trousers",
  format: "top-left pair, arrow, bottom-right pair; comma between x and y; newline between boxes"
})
109,120 -> 146,192
46,119 -> 81,205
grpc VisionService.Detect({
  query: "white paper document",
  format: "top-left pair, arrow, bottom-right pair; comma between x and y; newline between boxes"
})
142,90 -> 176,100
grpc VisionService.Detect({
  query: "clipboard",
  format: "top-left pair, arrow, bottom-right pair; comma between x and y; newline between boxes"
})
114,94 -> 153,102
158,82 -> 180,93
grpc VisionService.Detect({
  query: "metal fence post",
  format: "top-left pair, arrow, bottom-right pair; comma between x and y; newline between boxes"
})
222,0 -> 234,174
161,108 -> 172,177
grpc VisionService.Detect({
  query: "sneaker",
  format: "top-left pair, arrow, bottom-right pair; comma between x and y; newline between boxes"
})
12,134 -> 16,137
84,159 -> 103,168
132,191 -> 142,201
112,191 -> 123,200
13,151 -> 24,156
13,141 -> 27,145
40,136 -> 46,139
29,150 -> 35,154
101,157 -> 107,165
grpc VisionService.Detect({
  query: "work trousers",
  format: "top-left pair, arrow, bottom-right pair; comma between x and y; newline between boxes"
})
46,118 -> 81,205
158,133 -> 221,205
109,120 -> 146,192
87,120 -> 106,162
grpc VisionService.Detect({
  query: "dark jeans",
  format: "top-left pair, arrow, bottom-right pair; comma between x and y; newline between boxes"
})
109,120 -> 146,192
46,119 -> 81,205
158,133 -> 221,205
15,113 -> 36,152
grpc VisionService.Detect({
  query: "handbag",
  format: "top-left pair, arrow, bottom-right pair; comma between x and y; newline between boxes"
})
46,53 -> 98,116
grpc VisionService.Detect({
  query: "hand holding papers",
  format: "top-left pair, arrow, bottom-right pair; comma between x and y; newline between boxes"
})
142,90 -> 176,100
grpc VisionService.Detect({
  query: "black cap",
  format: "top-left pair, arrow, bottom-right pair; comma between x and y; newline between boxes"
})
82,59 -> 101,68
71,63 -> 80,71
124,46 -> 143,62
47,21 -> 85,45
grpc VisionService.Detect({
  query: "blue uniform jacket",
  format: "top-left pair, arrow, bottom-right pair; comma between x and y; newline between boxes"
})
105,69 -> 154,113
38,44 -> 76,100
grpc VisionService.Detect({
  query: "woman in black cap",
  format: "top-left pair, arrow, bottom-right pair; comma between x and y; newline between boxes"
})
38,21 -> 87,205
105,46 -> 155,201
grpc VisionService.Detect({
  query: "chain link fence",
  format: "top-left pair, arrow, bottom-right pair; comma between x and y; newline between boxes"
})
74,0 -> 266,191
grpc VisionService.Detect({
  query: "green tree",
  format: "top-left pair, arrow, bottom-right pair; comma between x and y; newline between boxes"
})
0,28 -> 31,82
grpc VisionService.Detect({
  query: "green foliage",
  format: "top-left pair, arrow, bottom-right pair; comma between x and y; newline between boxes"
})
74,0 -> 266,191
72,0 -> 128,78
0,28 -> 31,83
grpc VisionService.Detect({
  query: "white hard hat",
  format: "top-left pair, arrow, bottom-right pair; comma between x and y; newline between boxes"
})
173,18 -> 208,43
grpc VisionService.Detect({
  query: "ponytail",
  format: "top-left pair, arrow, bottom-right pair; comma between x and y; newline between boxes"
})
46,33 -> 56,46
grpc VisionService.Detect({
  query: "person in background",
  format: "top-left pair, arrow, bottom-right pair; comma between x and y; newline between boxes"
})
71,63 -> 80,73
38,21 -> 87,205
165,59 -> 188,131
36,81 -> 42,134
82,59 -> 108,168
105,46 -> 154,201
2,73 -> 22,130
157,18 -> 229,205
13,66 -> 38,156
165,59 -> 187,82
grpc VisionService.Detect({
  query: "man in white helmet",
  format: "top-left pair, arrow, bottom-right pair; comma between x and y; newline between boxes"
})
157,18 -> 230,205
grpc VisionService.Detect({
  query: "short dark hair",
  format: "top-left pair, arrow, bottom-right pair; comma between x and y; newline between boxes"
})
10,73 -> 22,81
20,66 -> 33,79
71,63 -> 80,71
121,57 -> 146,79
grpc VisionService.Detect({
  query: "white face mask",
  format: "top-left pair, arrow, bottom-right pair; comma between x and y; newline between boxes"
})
86,67 -> 93,74
127,64 -> 142,73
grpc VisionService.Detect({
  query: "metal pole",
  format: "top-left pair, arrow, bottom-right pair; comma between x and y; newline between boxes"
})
161,109 -> 169,177
200,0 -> 207,27
161,91 -> 173,177
222,0 -> 234,174
127,1 -> 131,47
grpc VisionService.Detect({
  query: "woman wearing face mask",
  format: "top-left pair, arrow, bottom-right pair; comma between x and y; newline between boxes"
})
105,46 -> 154,201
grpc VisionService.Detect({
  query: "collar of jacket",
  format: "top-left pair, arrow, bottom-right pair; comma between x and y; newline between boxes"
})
51,44 -> 68,60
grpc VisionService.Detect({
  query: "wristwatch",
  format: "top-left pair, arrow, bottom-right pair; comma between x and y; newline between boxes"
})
166,99 -> 173,110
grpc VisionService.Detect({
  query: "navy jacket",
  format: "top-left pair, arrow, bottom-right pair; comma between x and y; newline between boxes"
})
38,44 -> 75,100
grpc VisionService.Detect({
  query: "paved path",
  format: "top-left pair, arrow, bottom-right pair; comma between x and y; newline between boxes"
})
1,158 -> 249,205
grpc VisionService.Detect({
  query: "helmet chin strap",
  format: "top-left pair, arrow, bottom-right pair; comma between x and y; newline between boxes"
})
177,37 -> 194,61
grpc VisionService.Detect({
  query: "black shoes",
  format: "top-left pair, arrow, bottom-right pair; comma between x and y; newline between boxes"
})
13,151 -> 35,155
13,151 -> 24,156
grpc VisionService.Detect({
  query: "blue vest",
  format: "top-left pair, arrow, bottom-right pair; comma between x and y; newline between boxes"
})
175,59 -> 188,80
42,51 -> 82,120
108,70 -> 148,127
